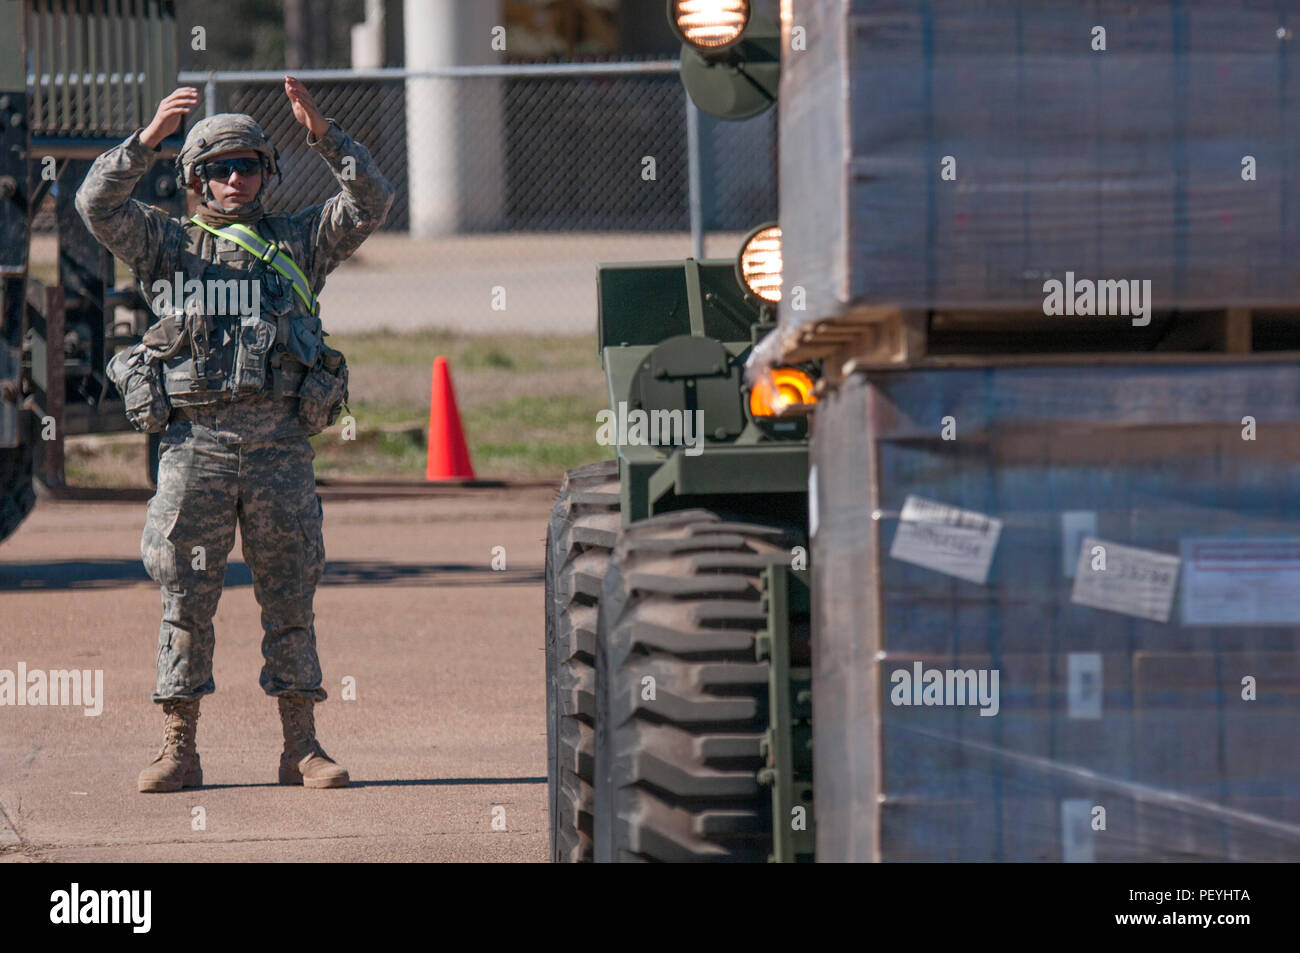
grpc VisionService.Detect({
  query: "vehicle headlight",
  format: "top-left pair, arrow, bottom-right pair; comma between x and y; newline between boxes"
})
737,223 -> 782,303
670,0 -> 750,52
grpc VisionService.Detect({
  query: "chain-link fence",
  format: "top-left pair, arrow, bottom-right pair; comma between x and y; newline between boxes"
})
164,63 -> 777,335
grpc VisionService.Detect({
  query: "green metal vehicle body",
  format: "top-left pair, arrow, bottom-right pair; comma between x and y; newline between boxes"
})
584,253 -> 814,862
570,2 -> 815,854
596,258 -> 807,522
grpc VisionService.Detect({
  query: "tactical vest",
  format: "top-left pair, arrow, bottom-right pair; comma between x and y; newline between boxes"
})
146,214 -> 324,408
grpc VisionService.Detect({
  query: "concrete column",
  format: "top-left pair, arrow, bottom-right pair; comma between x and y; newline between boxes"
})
350,0 -> 386,69
404,0 -> 505,236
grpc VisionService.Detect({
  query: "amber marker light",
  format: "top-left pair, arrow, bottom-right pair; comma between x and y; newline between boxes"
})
749,367 -> 817,417
670,0 -> 751,52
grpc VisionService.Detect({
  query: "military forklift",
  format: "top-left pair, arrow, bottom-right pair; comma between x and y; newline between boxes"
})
0,0 -> 183,542
561,0 -> 1300,868
544,0 -> 818,862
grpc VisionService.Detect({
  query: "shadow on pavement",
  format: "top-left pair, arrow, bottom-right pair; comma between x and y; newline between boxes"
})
0,560 -> 544,591
197,777 -> 547,790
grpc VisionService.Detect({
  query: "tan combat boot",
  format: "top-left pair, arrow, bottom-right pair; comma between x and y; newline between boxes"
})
138,699 -> 203,793
277,695 -> 349,788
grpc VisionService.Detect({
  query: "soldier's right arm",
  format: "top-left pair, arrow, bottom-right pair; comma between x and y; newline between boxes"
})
74,131 -> 180,279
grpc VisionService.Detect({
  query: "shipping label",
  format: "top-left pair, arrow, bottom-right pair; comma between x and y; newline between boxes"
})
1070,537 -> 1180,623
1181,538 -> 1300,626
889,496 -> 1002,585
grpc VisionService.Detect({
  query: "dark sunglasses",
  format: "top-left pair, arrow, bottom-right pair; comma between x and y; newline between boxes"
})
199,156 -> 263,179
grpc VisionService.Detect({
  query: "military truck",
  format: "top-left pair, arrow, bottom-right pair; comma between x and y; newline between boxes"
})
0,0 -> 182,542
548,0 -> 1300,864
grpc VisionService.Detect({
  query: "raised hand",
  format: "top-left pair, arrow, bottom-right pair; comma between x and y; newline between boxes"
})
285,75 -> 328,140
141,87 -> 199,149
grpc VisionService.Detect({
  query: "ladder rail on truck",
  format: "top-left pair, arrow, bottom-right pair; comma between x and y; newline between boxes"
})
0,0 -> 183,543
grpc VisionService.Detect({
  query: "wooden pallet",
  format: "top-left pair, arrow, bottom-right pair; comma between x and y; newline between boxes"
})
778,306 -> 1300,388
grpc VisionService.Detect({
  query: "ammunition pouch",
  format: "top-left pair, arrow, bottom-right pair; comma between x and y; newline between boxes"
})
232,314 -> 277,393
140,309 -> 188,359
296,343 -> 349,435
285,311 -> 322,368
271,357 -> 307,399
106,344 -> 171,433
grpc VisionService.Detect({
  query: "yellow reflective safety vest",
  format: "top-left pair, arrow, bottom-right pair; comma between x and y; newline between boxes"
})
145,215 -> 326,406
191,219 -> 318,316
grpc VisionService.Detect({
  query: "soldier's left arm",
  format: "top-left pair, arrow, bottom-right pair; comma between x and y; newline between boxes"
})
295,121 -> 395,287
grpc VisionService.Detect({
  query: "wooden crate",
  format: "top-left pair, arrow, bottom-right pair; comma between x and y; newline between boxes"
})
810,362 -> 1300,861
777,306 -> 1300,387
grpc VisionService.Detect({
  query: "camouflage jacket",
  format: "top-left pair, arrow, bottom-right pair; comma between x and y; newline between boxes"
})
75,120 -> 393,443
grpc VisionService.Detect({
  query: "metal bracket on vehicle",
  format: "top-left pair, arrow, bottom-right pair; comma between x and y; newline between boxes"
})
0,341 -> 18,448
756,563 -> 814,862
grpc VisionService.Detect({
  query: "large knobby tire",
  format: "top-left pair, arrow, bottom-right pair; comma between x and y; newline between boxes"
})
594,509 -> 796,862
545,459 -> 620,862
0,437 -> 36,545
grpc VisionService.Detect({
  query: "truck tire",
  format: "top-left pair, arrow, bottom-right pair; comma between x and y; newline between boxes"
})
544,459 -> 621,862
593,509 -> 795,862
0,438 -> 36,545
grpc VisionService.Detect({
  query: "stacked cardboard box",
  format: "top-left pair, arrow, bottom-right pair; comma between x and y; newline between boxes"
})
781,0 -> 1300,327
810,362 -> 1300,861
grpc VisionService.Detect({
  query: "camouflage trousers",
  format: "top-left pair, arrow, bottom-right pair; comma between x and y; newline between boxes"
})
141,420 -> 328,704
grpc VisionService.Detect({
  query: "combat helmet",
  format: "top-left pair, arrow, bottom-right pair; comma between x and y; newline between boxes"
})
175,113 -> 280,203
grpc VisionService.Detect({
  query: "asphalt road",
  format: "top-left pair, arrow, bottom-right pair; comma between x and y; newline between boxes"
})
0,485 -> 558,862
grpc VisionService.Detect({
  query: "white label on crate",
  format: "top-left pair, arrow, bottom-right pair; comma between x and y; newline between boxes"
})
1180,538 -> 1300,626
1070,537 -> 1180,623
1067,652 -> 1103,720
889,495 -> 1002,585
1060,799 -> 1096,863
1061,511 -> 1098,579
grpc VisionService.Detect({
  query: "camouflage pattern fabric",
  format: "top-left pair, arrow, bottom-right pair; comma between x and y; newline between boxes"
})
144,426 -> 326,702
75,116 -> 393,288
75,116 -> 393,704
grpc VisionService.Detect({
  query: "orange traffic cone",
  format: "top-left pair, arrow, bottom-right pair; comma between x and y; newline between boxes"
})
426,356 -> 476,481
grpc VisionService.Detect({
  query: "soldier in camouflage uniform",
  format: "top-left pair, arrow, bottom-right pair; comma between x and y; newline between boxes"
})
76,79 -> 393,792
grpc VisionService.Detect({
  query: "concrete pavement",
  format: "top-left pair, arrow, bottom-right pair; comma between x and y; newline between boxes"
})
0,486 -> 558,862
316,231 -> 747,335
